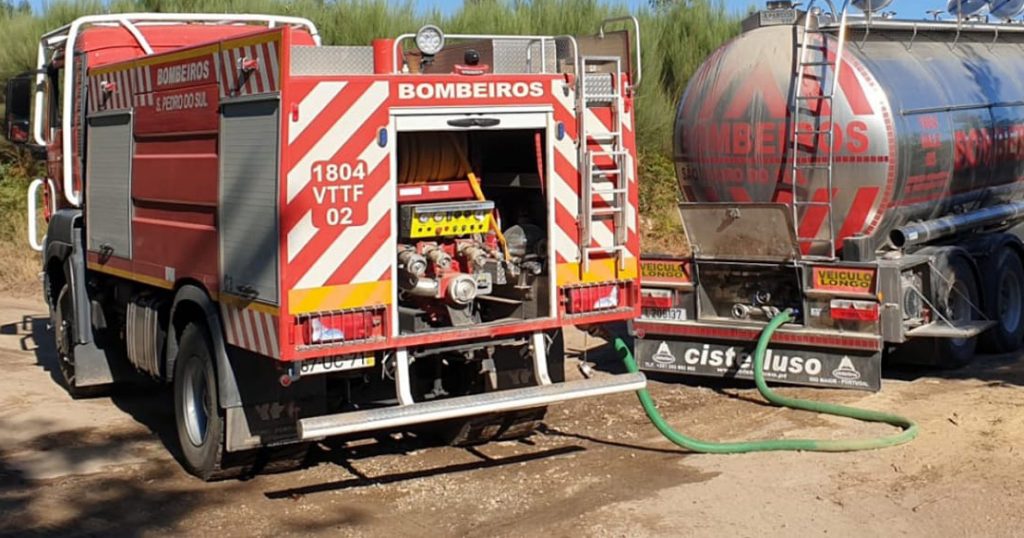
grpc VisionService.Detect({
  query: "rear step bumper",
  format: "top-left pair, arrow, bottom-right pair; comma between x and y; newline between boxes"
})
297,372 -> 647,440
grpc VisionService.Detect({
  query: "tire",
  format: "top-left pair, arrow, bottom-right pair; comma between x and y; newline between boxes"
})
980,249 -> 1024,353
174,323 -> 233,481
929,255 -> 981,369
173,323 -> 310,480
54,285 -> 108,399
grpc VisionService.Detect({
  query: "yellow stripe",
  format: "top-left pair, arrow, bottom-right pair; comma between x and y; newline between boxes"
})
556,257 -> 638,286
87,262 -> 174,290
289,281 -> 392,315
92,44 -> 221,75
219,293 -> 280,315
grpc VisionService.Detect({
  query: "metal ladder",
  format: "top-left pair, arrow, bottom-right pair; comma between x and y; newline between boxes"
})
578,55 -> 629,274
787,5 -> 849,259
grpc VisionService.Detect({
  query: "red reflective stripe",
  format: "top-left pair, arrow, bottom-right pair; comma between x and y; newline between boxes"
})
838,186 -> 880,241
797,188 -> 837,242
839,60 -> 874,116
635,321 -> 881,351
729,187 -> 751,202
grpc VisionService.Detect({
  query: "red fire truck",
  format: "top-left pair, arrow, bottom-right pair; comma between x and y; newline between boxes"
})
10,13 -> 646,480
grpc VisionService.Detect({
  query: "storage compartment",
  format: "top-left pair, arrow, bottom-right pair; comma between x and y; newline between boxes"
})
695,261 -> 803,323
395,128 -> 551,334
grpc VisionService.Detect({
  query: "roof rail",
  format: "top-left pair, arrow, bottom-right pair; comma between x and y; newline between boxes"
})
33,13 -> 321,206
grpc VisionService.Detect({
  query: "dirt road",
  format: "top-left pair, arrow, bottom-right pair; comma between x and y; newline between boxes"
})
2,295 -> 1024,537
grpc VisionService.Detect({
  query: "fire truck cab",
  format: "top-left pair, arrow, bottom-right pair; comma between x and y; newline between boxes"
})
12,13 -> 646,480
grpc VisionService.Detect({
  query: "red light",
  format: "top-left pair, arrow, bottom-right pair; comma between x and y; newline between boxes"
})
830,299 -> 879,321
566,284 -> 621,314
640,289 -> 673,309
295,310 -> 382,345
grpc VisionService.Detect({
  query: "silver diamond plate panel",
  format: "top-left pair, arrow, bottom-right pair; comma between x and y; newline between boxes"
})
583,73 -> 614,96
291,46 -> 374,75
491,39 -> 558,74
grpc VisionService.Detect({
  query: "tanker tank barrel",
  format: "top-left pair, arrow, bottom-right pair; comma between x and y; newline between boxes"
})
889,201 -> 1024,249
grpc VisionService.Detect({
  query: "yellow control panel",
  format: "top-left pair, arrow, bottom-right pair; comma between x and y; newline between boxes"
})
401,201 -> 494,239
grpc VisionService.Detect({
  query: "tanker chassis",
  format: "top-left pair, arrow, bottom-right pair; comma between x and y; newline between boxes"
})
12,13 -> 647,479
635,5 -> 1024,391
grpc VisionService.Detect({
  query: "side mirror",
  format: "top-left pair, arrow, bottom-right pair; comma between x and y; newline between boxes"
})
4,72 -> 33,145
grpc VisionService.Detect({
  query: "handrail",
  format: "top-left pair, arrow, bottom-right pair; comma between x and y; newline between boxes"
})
391,32 -> 580,76
33,13 -> 320,207
599,15 -> 642,88
26,178 -> 55,252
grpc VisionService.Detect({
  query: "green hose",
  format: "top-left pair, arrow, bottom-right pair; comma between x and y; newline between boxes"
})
618,309 -> 918,452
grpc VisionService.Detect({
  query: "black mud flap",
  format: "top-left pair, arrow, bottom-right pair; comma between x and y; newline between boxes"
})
635,337 -> 882,391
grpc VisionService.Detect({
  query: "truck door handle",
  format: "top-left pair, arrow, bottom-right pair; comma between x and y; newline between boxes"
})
236,284 -> 259,298
447,117 -> 500,128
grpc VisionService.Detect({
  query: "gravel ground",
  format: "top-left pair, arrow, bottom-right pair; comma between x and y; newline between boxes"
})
2,295 -> 1024,537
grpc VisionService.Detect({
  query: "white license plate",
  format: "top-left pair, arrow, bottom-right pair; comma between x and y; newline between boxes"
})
641,307 -> 687,321
298,355 -> 375,377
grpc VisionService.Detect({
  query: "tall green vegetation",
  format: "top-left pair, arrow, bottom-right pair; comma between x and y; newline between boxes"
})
0,0 -> 741,288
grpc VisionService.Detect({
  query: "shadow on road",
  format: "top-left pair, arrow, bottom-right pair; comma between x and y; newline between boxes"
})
266,444 -> 585,500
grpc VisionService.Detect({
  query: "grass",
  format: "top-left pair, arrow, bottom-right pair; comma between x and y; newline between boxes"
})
0,0 -> 739,289
0,147 -> 42,295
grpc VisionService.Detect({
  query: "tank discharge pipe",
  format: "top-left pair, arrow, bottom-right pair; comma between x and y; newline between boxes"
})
617,309 -> 918,453
889,201 -> 1024,249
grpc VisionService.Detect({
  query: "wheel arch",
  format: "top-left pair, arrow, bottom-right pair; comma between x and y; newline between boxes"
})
168,283 -> 241,408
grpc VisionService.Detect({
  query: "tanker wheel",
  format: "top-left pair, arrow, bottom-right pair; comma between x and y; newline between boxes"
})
54,285 -> 108,399
980,249 -> 1024,353
930,255 -> 981,369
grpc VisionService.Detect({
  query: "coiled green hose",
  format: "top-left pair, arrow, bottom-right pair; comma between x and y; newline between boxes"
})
618,309 -> 918,452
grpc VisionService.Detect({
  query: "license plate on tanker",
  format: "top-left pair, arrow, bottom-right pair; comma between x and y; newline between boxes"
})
641,308 -> 687,321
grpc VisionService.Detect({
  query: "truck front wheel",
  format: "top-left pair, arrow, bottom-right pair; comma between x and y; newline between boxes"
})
174,323 -> 231,481
54,285 -> 108,399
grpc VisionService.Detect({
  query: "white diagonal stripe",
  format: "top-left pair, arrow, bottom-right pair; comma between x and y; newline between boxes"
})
585,108 -> 613,137
232,48 -> 245,94
230,305 -> 244,346
252,310 -> 268,356
287,131 -> 389,260
550,78 -> 575,118
287,210 -> 317,262
553,214 -> 578,262
244,46 -> 258,94
287,81 -> 389,203
241,308 -> 256,351
551,164 -> 578,217
219,303 -> 234,345
295,186 -> 390,289
267,40 -> 279,90
288,81 -> 347,144
263,314 -> 279,358
256,44 -> 271,94
553,137 -> 577,173
214,50 -> 225,97
351,241 -> 392,282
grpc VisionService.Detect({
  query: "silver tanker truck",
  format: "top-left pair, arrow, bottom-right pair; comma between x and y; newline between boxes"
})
635,1 -> 1024,390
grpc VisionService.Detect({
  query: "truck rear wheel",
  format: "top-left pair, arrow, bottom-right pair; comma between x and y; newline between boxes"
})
174,323 -> 233,481
980,249 -> 1024,353
930,255 -> 980,368
54,285 -> 108,399
173,322 -> 311,480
